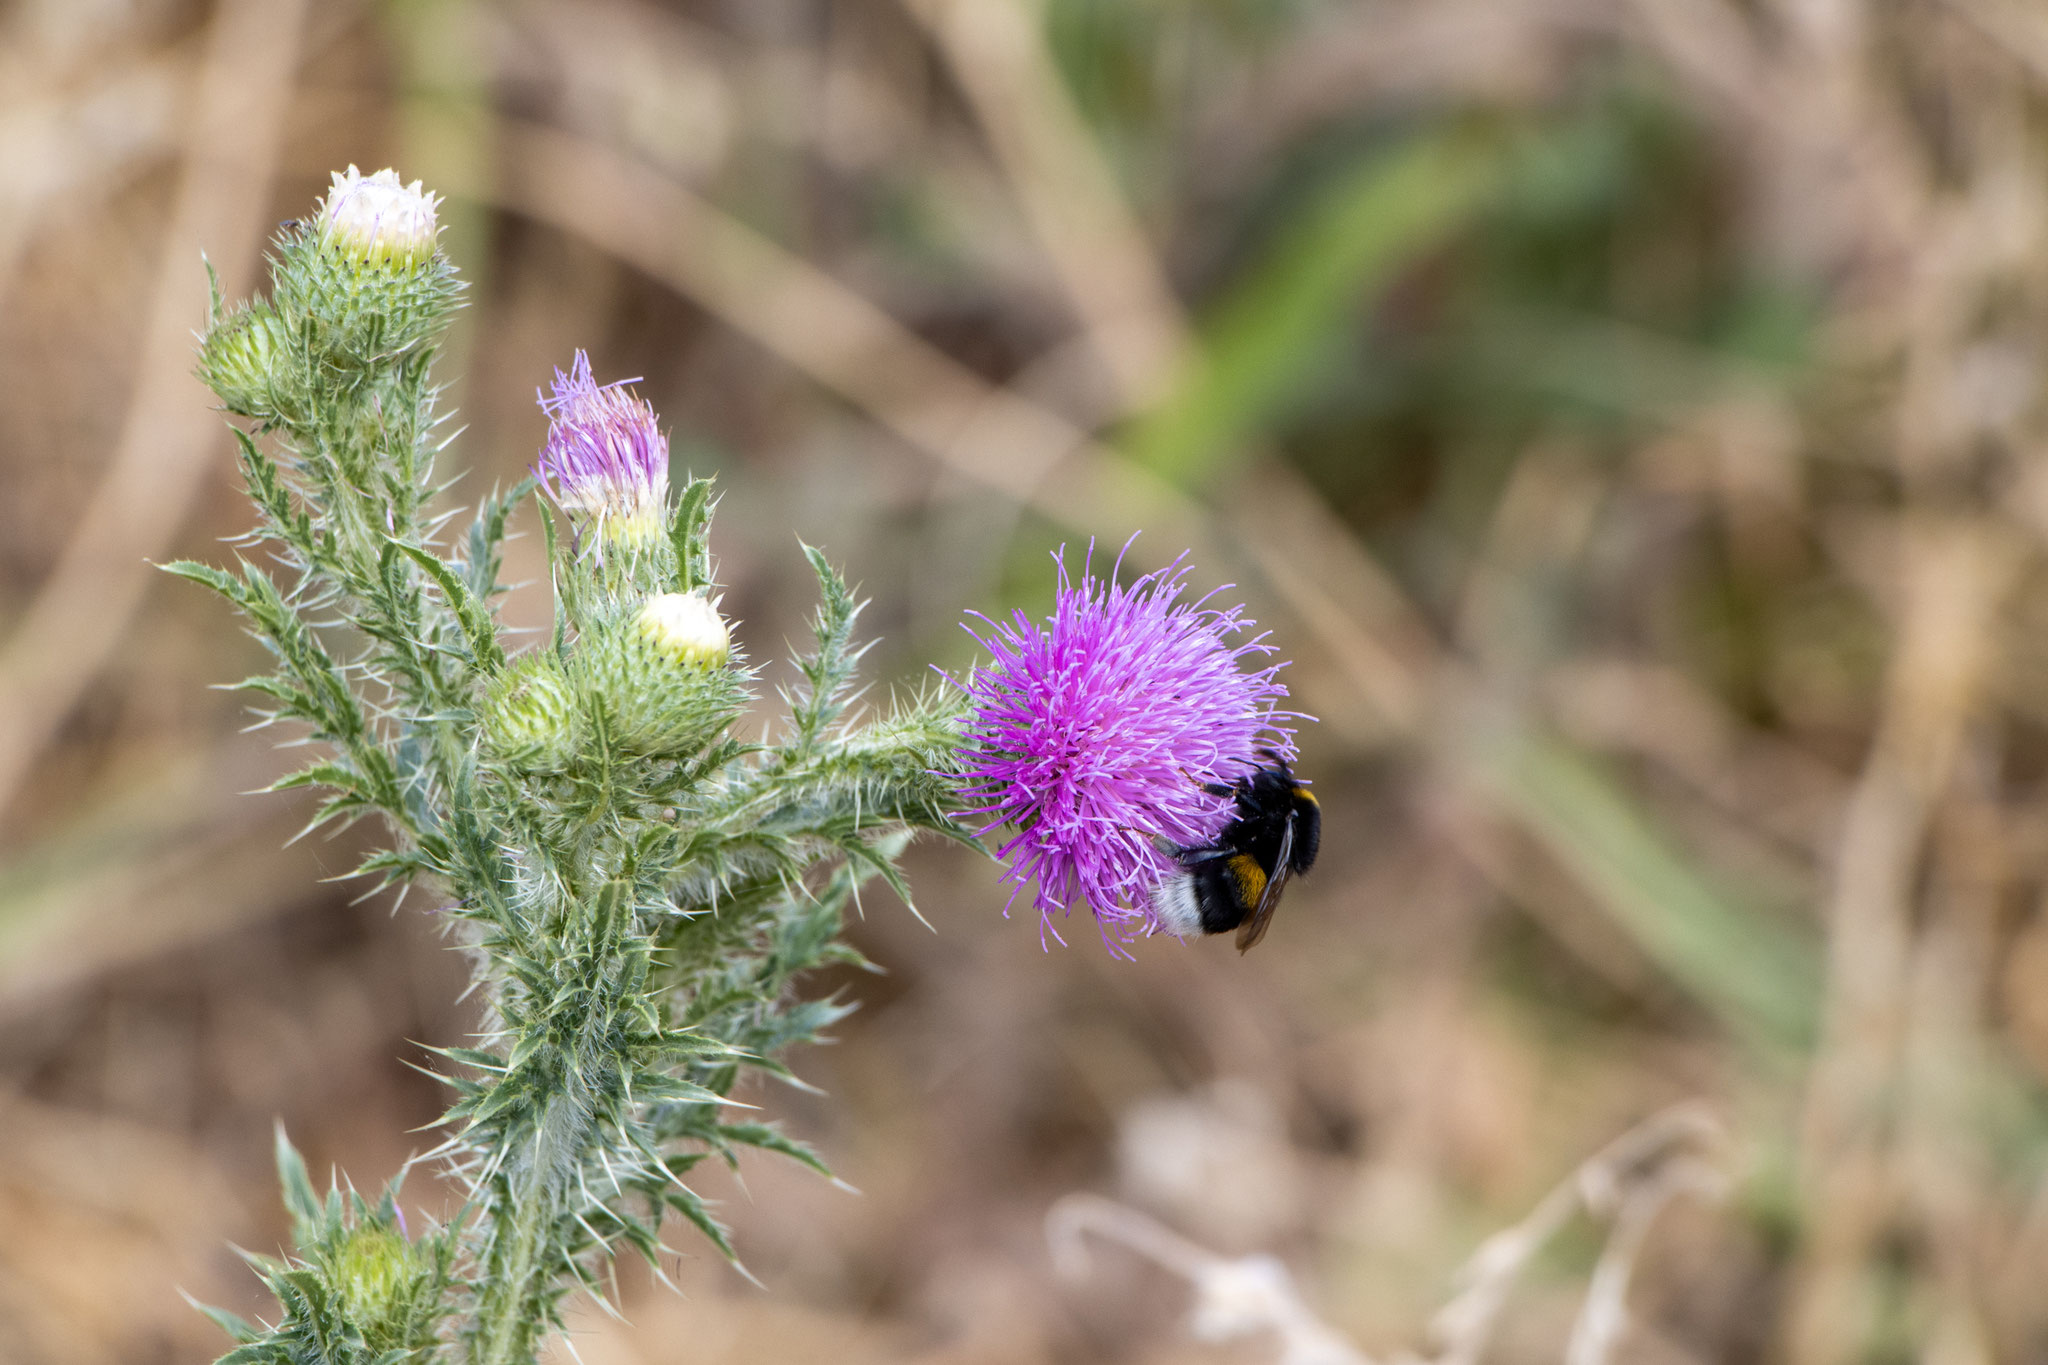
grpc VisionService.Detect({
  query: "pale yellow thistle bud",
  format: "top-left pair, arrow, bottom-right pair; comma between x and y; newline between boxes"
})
636,592 -> 730,669
317,166 -> 441,266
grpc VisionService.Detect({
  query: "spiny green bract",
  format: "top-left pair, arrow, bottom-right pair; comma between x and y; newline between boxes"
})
271,217 -> 464,379
174,172 -> 974,1365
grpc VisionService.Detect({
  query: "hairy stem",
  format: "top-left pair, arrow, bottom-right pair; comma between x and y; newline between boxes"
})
474,1100 -> 584,1365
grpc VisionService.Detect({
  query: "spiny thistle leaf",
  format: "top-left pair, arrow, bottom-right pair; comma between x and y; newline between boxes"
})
275,1124 -> 324,1238
392,538 -> 505,674
786,542 -> 867,753
671,475 -> 717,593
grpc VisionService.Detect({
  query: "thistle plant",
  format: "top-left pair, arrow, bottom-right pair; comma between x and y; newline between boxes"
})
179,164 -> 1307,1363
179,167 -> 971,1365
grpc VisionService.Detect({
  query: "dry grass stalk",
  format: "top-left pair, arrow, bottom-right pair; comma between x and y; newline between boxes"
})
1051,1103 -> 1729,1365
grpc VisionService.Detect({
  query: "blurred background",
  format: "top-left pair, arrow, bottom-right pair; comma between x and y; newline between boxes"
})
7,0 -> 2048,1361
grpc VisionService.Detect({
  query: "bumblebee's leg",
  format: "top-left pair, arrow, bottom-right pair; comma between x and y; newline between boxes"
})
1126,824 -> 1184,857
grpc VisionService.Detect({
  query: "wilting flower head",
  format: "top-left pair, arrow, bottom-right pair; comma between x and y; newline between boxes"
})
317,166 -> 440,266
955,545 -> 1299,952
535,351 -> 669,547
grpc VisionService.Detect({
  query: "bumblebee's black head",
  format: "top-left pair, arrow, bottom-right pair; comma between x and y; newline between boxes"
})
1221,759 -> 1320,877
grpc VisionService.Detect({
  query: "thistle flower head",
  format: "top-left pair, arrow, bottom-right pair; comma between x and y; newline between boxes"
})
535,351 -> 670,548
317,165 -> 440,266
955,545 -> 1300,952
637,591 -> 730,668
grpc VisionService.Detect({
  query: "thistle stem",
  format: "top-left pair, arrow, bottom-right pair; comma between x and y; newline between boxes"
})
473,1092 -> 590,1365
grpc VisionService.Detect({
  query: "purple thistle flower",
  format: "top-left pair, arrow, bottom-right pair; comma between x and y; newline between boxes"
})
535,351 -> 669,546
954,545 -> 1301,954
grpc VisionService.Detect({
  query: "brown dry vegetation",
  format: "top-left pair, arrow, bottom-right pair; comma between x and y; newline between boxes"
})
7,0 -> 2048,1362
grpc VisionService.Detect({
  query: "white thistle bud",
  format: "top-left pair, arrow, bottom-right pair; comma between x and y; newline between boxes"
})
318,166 -> 441,266
636,592 -> 730,669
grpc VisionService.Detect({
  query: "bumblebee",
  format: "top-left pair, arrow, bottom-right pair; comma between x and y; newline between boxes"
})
1151,755 -> 1320,952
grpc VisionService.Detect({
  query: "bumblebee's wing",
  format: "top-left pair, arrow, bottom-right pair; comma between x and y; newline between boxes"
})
1234,813 -> 1295,953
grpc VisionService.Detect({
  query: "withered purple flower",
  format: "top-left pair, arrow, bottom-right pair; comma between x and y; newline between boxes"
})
955,546 -> 1299,953
535,351 -> 668,547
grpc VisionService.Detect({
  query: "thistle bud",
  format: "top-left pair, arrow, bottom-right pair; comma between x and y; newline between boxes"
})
536,352 -> 670,555
482,654 -> 580,770
636,592 -> 730,668
575,595 -> 744,757
317,165 -> 441,267
269,166 -> 461,378
198,303 -> 299,423
334,1223 -> 438,1355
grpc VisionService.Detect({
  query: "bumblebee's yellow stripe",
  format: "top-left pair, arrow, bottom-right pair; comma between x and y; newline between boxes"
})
1292,786 -> 1317,806
1227,854 -> 1267,907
